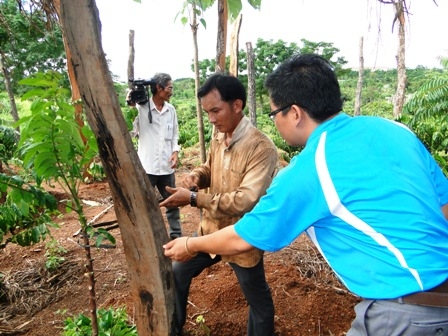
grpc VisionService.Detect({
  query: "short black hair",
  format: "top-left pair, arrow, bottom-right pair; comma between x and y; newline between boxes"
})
265,53 -> 343,122
198,73 -> 247,110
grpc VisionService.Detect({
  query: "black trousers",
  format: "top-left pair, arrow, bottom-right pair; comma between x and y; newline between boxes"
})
147,173 -> 181,239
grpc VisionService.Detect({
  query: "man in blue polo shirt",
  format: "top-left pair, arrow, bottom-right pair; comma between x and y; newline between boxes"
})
163,54 -> 448,335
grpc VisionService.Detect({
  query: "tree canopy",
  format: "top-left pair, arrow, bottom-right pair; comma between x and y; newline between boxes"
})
0,0 -> 66,94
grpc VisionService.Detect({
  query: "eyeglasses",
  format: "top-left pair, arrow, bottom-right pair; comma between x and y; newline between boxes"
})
162,86 -> 173,92
268,104 -> 292,120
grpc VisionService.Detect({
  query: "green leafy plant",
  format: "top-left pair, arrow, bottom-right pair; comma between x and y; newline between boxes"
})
61,307 -> 137,336
0,173 -> 59,249
195,315 -> 211,336
17,73 -> 97,181
401,63 -> 448,175
0,125 -> 19,172
15,71 -> 114,247
87,161 -> 106,182
44,237 -> 67,271
403,77 -> 448,127
15,70 -> 115,334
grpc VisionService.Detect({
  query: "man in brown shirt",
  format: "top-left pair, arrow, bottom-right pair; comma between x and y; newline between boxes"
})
160,74 -> 278,336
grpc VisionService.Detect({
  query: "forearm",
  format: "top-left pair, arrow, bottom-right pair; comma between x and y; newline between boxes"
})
189,226 -> 253,255
163,226 -> 253,262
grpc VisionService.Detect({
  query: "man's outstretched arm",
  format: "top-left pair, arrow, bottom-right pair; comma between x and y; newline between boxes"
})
163,226 -> 253,262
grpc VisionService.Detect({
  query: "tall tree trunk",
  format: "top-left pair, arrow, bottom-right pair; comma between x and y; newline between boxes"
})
215,0 -> 227,73
229,14 -> 242,76
354,37 -> 364,116
393,0 -> 407,118
0,51 -> 20,125
55,1 -> 174,335
246,42 -> 257,127
128,29 -> 135,89
191,4 -> 206,163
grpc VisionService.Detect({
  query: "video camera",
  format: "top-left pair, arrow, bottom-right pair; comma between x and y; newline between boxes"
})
127,78 -> 156,105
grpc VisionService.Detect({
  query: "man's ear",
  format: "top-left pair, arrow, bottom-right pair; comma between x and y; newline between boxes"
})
290,105 -> 304,125
233,99 -> 244,112
290,104 -> 300,118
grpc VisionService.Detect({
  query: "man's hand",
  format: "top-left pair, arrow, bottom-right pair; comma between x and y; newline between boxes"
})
170,152 -> 179,169
159,186 -> 191,208
182,174 -> 199,190
163,237 -> 196,262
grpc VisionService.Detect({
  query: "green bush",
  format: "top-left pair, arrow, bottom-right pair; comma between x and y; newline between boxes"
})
45,238 -> 67,271
62,307 -> 137,336
0,174 -> 59,249
0,125 -> 18,166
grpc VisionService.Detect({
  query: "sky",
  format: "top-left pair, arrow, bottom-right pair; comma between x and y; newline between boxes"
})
95,0 -> 448,82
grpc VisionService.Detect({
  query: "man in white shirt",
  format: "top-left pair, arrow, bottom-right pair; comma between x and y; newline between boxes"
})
128,72 -> 182,239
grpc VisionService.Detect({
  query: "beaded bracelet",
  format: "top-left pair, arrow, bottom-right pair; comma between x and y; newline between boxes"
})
185,236 -> 197,257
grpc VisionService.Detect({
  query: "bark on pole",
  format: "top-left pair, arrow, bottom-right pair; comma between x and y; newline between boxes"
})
0,52 -> 20,124
56,1 -> 174,335
354,36 -> 364,116
246,42 -> 257,127
393,0 -> 407,118
229,14 -> 242,77
215,0 -> 228,73
128,29 -> 135,89
190,4 -> 206,163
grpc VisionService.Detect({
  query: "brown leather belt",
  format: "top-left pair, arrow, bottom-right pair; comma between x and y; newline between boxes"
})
388,278 -> 448,308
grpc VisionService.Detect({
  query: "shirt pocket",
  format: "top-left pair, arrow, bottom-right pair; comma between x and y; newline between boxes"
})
165,123 -> 174,140
229,168 -> 244,191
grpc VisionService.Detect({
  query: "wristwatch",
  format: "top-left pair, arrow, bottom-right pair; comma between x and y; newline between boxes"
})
190,191 -> 197,207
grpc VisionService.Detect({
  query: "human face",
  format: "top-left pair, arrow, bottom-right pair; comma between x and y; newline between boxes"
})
200,89 -> 242,134
159,81 -> 173,101
269,102 -> 304,147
